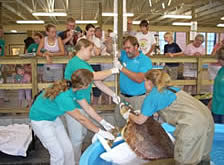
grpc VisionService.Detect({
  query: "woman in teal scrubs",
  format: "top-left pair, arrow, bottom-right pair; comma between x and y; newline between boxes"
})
121,69 -> 214,165
30,69 -> 114,165
210,47 -> 224,123
64,38 -> 120,164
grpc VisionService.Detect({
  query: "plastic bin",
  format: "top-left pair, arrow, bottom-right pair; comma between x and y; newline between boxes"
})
80,124 -> 224,165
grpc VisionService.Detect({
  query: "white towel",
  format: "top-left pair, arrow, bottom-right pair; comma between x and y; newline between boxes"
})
0,124 -> 32,157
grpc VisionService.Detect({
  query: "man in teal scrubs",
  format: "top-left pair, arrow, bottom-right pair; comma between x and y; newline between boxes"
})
113,35 -> 153,128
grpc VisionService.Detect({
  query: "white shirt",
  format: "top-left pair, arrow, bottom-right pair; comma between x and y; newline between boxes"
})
135,32 -> 156,54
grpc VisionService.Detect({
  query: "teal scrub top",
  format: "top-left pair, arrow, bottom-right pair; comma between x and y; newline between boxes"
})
120,50 -> 152,95
27,43 -> 39,53
29,88 -> 80,121
141,87 -> 180,117
0,39 -> 5,56
212,67 -> 224,115
27,43 -> 44,66
64,56 -> 94,106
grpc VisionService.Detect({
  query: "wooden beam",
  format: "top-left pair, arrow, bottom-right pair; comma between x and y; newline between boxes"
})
2,3 -> 26,20
197,4 -> 224,18
16,0 -> 40,20
154,1 -> 223,26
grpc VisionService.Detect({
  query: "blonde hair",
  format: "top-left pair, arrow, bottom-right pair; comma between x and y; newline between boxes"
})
74,38 -> 94,53
44,69 -> 93,99
144,69 -> 171,92
164,32 -> 173,39
67,17 -> 75,23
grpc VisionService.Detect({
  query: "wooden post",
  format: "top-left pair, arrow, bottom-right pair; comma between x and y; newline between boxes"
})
31,58 -> 38,98
98,2 -> 103,28
117,0 -> 123,50
197,57 -> 203,94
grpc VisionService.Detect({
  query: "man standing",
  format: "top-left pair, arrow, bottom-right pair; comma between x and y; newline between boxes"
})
114,36 -> 152,128
136,20 -> 156,56
124,18 -> 136,37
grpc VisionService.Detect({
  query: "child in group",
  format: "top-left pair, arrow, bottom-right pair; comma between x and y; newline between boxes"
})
14,65 -> 32,107
163,32 -> 183,80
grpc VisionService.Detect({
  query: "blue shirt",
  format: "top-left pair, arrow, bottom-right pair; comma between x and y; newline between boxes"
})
64,56 -> 94,106
120,50 -> 152,95
29,88 -> 80,121
141,87 -> 180,116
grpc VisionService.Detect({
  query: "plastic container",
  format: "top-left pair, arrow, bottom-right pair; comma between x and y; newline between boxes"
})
80,124 -> 224,165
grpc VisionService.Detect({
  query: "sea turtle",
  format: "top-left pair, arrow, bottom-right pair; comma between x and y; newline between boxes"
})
119,102 -> 174,160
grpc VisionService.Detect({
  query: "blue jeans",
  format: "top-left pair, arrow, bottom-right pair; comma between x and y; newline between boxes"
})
212,113 -> 224,124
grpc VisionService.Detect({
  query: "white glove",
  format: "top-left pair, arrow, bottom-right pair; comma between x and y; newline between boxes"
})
100,119 -> 115,131
119,103 -> 131,120
112,94 -> 121,104
92,133 -> 112,152
133,109 -> 141,115
113,59 -> 123,70
111,67 -> 119,74
122,111 -> 130,120
98,129 -> 115,140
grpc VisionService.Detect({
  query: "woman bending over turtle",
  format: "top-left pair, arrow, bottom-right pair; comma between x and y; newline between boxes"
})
121,69 -> 214,165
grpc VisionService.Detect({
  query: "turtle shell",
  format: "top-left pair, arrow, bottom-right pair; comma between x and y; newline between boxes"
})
122,117 -> 174,160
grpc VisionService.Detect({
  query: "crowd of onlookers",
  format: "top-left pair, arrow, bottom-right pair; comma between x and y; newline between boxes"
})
0,17 -> 223,107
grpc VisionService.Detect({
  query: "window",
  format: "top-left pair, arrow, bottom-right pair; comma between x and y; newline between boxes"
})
207,33 -> 216,55
9,44 -> 24,56
176,32 -> 187,51
159,32 -> 166,54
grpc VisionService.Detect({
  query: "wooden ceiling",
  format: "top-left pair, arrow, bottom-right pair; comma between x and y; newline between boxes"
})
0,0 -> 224,27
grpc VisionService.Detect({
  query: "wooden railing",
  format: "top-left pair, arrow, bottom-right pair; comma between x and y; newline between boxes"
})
0,55 -> 217,113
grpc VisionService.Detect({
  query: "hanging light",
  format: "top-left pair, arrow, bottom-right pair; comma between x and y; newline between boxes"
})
16,20 -> 45,24
32,12 -> 67,16
172,22 -> 192,26
164,14 -> 192,19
